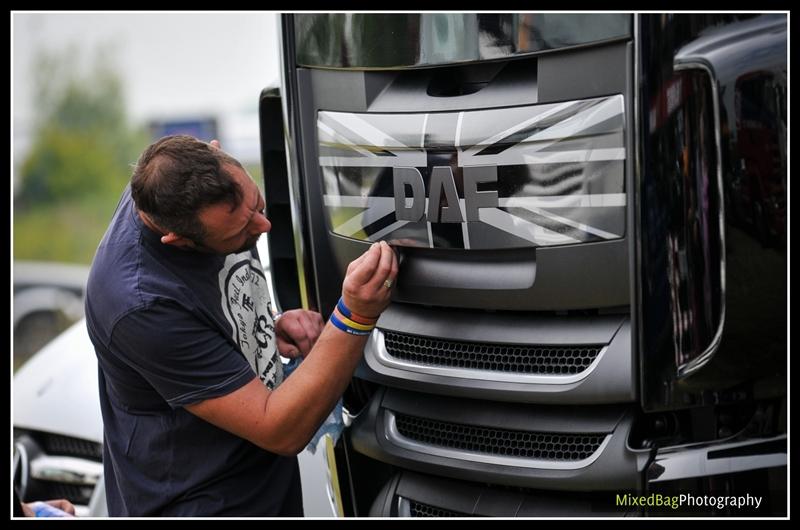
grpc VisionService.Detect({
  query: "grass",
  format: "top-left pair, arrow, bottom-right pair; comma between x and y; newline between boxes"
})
13,192 -> 123,265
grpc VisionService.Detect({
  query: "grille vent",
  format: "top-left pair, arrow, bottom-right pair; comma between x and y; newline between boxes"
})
408,499 -> 471,517
383,331 -> 602,375
395,413 -> 605,461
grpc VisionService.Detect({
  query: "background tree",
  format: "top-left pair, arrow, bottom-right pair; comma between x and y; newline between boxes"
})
14,44 -> 148,263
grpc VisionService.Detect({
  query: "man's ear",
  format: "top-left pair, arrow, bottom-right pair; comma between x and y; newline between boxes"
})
160,232 -> 196,248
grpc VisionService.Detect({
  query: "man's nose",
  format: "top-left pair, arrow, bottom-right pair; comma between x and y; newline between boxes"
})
251,213 -> 271,234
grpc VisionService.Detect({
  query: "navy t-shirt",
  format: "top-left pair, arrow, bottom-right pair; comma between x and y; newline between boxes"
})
85,186 -> 302,516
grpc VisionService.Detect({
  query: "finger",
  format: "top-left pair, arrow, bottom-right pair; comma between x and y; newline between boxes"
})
277,336 -> 300,358
209,139 -> 221,149
46,500 -> 76,515
389,247 -> 399,283
275,314 -> 301,356
346,244 -> 373,274
366,241 -> 394,291
313,311 -> 325,338
288,316 -> 313,355
303,311 -> 324,343
347,243 -> 381,286
298,312 -> 319,354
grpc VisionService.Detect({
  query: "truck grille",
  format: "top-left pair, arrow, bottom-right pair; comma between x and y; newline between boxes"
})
408,499 -> 470,517
395,413 -> 605,461
383,331 -> 602,375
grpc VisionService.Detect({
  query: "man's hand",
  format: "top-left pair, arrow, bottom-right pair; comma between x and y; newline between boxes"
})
342,241 -> 398,318
21,499 -> 76,517
275,309 -> 325,359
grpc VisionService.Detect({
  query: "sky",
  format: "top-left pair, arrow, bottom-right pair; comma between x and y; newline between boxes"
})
12,12 -> 281,163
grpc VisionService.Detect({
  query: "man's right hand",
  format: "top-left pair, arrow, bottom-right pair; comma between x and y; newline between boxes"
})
341,241 -> 398,319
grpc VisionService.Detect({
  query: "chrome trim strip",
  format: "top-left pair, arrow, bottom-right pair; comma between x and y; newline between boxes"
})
632,14 -> 644,400
87,476 -> 108,517
385,411 -> 611,471
368,328 -> 609,385
30,455 -> 103,486
649,435 -> 786,483
14,441 -> 29,499
277,15 -> 311,310
396,496 -> 412,517
498,193 -> 627,208
671,60 -> 727,378
342,406 -> 356,427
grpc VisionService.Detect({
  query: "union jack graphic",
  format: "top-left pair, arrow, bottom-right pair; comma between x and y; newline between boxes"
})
318,95 -> 626,250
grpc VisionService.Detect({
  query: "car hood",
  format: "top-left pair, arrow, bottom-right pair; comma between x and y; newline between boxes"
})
13,319 -> 103,444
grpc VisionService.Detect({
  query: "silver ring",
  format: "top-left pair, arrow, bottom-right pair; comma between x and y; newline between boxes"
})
384,279 -> 393,289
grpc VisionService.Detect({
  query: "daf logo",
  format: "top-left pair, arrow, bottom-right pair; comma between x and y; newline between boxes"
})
393,166 -> 499,223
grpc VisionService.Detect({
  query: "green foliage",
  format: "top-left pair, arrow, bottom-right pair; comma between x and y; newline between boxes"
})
20,127 -> 129,203
14,44 -> 148,263
14,192 -> 124,265
16,45 -> 145,207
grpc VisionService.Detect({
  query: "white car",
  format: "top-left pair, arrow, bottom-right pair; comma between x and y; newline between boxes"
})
13,240 -> 341,517
13,320 -> 106,517
13,260 -> 89,369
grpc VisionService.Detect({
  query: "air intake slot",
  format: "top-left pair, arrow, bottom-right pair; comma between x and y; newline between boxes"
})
406,498 -> 471,517
351,388 -> 649,490
395,413 -> 606,461
383,330 -> 603,375
370,471 -> 638,516
360,305 -> 635,404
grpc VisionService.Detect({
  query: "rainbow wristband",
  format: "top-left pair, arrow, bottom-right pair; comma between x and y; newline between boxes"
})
336,297 -> 378,325
329,311 -> 373,336
333,308 -> 374,331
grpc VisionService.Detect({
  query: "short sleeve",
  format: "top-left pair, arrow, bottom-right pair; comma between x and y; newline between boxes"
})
110,300 -> 256,408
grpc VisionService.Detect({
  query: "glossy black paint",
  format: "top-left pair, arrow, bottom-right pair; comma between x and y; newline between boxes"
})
270,13 -> 787,515
258,88 -> 301,311
636,14 -> 786,411
295,14 -> 630,69
274,17 -> 322,314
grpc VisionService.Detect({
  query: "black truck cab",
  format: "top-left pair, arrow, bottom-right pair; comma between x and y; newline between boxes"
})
260,13 -> 787,517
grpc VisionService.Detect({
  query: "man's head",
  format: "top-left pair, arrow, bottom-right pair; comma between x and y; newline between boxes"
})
131,135 -> 270,254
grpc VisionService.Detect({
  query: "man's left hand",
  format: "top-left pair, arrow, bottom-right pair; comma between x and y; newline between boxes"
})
275,309 -> 324,359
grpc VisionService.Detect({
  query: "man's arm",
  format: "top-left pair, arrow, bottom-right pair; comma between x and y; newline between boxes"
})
186,241 -> 397,455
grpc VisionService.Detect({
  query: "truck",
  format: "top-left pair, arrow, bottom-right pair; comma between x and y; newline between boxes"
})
257,13 -> 787,516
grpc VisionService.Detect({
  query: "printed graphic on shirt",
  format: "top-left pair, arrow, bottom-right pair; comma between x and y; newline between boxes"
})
218,253 -> 283,390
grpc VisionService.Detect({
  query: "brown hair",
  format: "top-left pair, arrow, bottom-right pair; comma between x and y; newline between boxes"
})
131,135 -> 244,243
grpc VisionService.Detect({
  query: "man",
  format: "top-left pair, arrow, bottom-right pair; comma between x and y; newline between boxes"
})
85,135 -> 398,516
